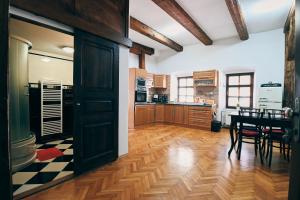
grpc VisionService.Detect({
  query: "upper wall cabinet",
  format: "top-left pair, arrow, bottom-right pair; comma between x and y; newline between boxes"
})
153,74 -> 167,88
193,70 -> 218,87
10,0 -> 131,47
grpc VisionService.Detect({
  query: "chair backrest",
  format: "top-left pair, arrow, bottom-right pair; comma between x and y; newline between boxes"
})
263,109 -> 285,119
240,107 -> 260,113
239,109 -> 262,118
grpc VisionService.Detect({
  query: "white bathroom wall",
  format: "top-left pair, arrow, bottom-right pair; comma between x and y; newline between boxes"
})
119,46 -> 129,156
28,52 -> 73,85
151,29 -> 285,119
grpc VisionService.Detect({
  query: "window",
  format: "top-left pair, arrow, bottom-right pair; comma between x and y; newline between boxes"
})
178,77 -> 194,102
226,73 -> 254,108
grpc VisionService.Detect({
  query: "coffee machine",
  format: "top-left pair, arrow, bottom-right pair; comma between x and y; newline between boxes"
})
152,94 -> 168,103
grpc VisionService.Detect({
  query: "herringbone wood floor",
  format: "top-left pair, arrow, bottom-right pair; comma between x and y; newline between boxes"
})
25,124 -> 290,200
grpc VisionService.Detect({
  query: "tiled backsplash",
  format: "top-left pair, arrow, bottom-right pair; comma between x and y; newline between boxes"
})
194,86 -> 219,105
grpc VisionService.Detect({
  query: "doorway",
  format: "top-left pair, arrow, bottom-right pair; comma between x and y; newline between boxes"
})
9,18 -> 75,198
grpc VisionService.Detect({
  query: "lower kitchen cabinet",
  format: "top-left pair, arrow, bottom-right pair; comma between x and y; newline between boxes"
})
135,104 -> 213,130
135,105 -> 148,126
174,105 -> 184,124
155,105 -> 165,122
148,105 -> 155,123
164,105 -> 174,123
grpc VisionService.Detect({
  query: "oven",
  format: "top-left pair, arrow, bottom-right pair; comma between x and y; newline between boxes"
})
135,91 -> 147,102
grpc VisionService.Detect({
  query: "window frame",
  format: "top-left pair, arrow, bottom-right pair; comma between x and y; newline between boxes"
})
177,76 -> 194,103
226,72 -> 254,109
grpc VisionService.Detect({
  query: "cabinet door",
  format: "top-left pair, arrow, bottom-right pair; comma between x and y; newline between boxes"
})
147,105 -> 155,123
174,106 -> 184,124
154,75 -> 166,88
155,105 -> 165,122
135,105 -> 147,126
164,105 -> 174,123
188,107 -> 212,130
184,106 -> 189,125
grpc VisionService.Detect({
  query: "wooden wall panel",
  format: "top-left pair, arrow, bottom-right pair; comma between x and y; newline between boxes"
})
10,0 -> 131,47
283,6 -> 295,108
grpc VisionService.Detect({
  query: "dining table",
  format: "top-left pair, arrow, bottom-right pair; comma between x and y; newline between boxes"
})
227,111 -> 293,157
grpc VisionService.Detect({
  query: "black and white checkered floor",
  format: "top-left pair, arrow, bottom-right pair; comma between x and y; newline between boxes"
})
12,137 -> 74,196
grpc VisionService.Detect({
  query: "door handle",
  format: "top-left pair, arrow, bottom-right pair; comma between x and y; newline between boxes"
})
76,102 -> 81,106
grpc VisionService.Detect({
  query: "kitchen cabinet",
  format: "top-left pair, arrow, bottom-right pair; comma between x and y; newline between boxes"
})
135,105 -> 148,126
135,69 -> 147,79
155,105 -> 165,122
174,105 -> 184,124
147,105 -> 155,123
153,74 -> 167,88
164,105 -> 174,123
193,70 -> 218,87
135,104 -> 212,130
188,106 -> 212,130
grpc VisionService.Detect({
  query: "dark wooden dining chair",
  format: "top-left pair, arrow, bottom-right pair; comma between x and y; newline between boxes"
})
234,108 -> 261,146
237,110 -> 264,164
262,109 -> 290,167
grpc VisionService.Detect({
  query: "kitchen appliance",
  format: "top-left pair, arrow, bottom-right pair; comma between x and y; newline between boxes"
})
135,91 -> 147,102
136,77 -> 146,91
257,83 -> 283,109
135,77 -> 147,102
152,94 -> 168,103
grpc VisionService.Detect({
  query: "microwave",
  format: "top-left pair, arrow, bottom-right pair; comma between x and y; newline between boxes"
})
135,91 -> 147,102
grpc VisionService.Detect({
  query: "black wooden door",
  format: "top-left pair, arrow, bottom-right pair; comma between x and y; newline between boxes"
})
73,29 -> 119,174
289,1 -> 300,199
0,0 -> 12,199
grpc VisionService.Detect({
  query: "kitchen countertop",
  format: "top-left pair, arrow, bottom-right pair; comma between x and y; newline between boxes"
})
135,102 -> 213,107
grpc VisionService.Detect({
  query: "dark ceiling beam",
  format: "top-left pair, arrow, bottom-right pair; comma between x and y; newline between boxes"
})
152,0 -> 212,45
130,42 -> 155,55
130,16 -> 183,52
225,0 -> 249,40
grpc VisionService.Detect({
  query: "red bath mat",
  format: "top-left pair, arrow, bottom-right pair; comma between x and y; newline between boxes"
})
36,148 -> 64,161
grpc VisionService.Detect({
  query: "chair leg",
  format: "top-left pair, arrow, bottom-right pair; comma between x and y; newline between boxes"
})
287,142 -> 291,162
265,138 -> 270,159
268,139 -> 273,167
254,138 -> 258,156
280,141 -> 282,154
283,141 -> 286,160
238,135 -> 242,160
262,136 -> 266,155
258,137 -> 264,164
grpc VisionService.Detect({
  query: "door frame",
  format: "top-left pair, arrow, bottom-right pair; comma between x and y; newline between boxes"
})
0,0 -> 11,199
4,7 -> 76,199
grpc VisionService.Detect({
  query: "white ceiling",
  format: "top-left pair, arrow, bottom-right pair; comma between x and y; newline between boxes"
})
129,0 -> 293,51
9,18 -> 74,58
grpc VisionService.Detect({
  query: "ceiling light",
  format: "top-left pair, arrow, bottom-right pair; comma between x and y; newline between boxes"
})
62,46 -> 74,54
41,57 -> 51,62
252,0 -> 287,14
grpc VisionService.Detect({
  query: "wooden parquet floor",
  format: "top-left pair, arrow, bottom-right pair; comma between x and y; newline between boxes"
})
25,124 -> 290,200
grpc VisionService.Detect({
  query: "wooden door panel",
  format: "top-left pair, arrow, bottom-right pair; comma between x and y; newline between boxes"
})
82,122 -> 114,161
83,44 -> 113,89
74,29 -> 119,174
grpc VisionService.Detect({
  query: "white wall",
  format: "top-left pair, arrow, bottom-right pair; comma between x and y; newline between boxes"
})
28,52 -> 73,85
151,29 -> 285,119
119,46 -> 129,156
